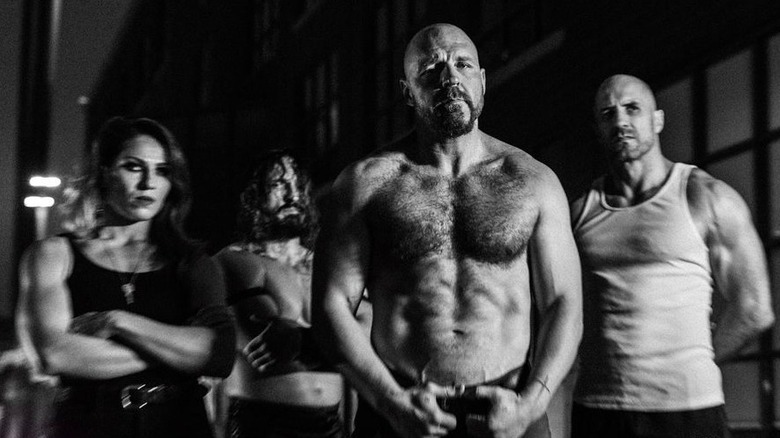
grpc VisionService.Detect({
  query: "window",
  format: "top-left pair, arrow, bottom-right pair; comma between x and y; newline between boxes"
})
474,1 -> 563,73
299,53 -> 340,154
372,0 -> 420,147
769,34 -> 780,130
252,0 -> 282,70
770,140 -> 780,238
656,78 -> 693,164
706,50 -> 753,153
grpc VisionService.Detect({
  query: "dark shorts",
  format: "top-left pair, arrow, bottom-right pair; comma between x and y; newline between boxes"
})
352,367 -> 550,438
226,397 -> 344,438
571,402 -> 730,438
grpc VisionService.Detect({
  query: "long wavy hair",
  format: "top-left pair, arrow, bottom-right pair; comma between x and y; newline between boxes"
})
236,150 -> 318,249
60,117 -> 197,258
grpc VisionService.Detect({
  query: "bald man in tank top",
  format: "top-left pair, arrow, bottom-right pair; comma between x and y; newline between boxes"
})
312,23 -> 582,438
570,74 -> 775,437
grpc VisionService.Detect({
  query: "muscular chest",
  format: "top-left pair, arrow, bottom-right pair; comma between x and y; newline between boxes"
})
368,169 -> 536,264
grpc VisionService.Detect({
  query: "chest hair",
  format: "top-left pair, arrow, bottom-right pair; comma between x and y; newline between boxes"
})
368,167 -> 536,265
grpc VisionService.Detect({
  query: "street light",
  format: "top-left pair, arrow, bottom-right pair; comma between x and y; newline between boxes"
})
24,175 -> 61,240
23,196 -> 55,208
29,176 -> 61,188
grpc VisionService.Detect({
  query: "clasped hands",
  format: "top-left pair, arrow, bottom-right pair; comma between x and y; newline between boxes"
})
386,381 -> 537,438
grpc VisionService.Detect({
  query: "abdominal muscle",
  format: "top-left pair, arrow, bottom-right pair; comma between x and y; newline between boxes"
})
370,257 -> 533,386
224,357 -> 343,406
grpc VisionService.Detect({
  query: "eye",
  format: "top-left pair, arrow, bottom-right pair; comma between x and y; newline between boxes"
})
420,65 -> 436,77
120,162 -> 143,172
156,165 -> 171,177
456,61 -> 472,69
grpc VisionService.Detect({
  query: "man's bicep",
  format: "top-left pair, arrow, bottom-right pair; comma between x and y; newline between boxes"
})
530,174 -> 582,306
314,193 -> 371,311
709,182 -> 771,310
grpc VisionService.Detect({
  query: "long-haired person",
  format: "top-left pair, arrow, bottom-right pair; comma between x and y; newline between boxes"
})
214,150 -> 370,437
16,117 -> 235,438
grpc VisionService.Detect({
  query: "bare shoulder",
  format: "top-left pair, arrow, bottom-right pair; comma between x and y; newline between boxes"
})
328,147 -> 409,209
22,236 -> 72,274
492,137 -> 563,194
213,243 -> 251,266
687,167 -> 754,230
21,236 -> 73,279
212,243 -> 268,290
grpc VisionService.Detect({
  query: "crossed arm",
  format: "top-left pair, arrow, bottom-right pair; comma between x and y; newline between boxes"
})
17,237 -> 234,379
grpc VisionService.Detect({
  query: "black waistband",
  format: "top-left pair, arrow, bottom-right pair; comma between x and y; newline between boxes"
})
56,380 -> 204,406
391,364 -> 528,390
228,397 -> 340,414
390,365 -> 529,418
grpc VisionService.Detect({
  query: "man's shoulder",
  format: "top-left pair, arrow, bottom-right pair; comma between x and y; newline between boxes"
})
686,166 -> 752,225
213,242 -> 275,290
213,243 -> 269,270
351,146 -> 411,178
490,139 -> 559,188
329,148 -> 410,203
213,242 -> 247,260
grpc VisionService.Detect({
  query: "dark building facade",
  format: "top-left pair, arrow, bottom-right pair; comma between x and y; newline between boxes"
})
87,1 -> 780,435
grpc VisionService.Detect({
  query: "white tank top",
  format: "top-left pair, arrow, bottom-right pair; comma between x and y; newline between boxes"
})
572,163 -> 723,411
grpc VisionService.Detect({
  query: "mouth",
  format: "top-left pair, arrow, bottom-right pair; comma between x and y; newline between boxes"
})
133,196 -> 156,206
434,87 -> 469,108
611,132 -> 635,143
434,97 -> 464,109
277,205 -> 301,214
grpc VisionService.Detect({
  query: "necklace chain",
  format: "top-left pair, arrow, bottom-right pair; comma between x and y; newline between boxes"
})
102,241 -> 149,305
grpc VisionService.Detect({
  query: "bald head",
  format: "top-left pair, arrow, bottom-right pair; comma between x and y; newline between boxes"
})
403,23 -> 480,81
593,74 -> 665,162
595,74 -> 657,116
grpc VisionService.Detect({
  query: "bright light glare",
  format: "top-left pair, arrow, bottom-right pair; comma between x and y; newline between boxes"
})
29,176 -> 61,187
24,196 -> 55,208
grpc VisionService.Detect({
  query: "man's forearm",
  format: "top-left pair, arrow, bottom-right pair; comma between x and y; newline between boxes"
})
521,295 -> 582,416
314,296 -> 404,410
713,305 -> 774,364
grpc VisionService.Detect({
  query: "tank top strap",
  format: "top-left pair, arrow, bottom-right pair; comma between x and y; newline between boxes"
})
675,163 -> 696,201
573,176 -> 606,231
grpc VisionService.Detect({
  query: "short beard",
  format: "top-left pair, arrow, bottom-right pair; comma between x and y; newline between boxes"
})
264,214 -> 308,241
246,205 -> 317,247
417,89 -> 483,139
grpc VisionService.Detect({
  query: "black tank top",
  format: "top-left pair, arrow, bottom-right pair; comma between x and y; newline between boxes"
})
62,235 -> 195,386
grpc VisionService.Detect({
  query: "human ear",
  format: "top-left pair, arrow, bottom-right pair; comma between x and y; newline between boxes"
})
654,109 -> 664,134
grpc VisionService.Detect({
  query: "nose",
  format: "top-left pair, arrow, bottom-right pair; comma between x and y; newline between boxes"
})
614,108 -> 630,127
440,63 -> 460,88
284,182 -> 300,202
138,169 -> 157,190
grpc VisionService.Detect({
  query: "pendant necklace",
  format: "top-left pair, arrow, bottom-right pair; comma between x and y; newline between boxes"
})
103,240 -> 149,305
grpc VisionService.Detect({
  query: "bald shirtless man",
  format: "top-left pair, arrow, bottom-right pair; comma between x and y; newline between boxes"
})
571,75 -> 775,437
312,23 -> 582,438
